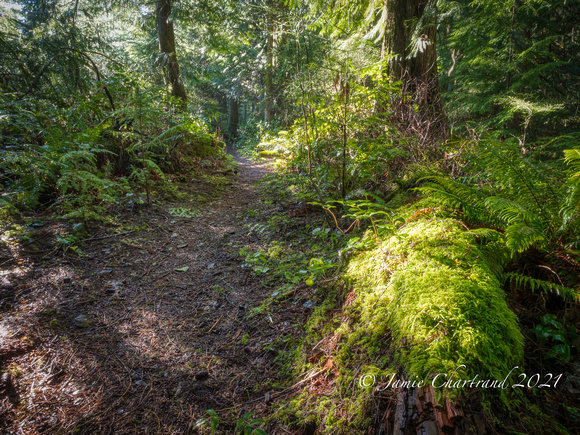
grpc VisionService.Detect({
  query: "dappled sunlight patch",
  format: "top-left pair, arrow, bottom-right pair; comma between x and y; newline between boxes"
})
112,309 -> 182,362
2,338 -> 111,432
1,238 -> 32,281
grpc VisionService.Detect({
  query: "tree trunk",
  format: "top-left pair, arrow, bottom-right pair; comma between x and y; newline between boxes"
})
156,0 -> 187,110
385,0 -> 448,144
386,0 -> 438,83
228,97 -> 239,138
264,0 -> 274,123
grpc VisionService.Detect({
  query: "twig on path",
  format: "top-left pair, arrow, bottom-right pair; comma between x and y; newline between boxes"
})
152,271 -> 170,283
166,284 -> 187,290
40,247 -> 59,259
141,262 -> 155,278
152,224 -> 171,234
115,356 -> 131,375
121,239 -> 156,253
206,355 -> 216,373
206,315 -> 223,334
215,329 -> 242,351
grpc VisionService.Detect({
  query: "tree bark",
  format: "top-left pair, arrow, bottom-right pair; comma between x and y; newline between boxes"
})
156,0 -> 187,110
264,0 -> 274,123
385,0 -> 448,144
228,97 -> 239,138
392,384 -> 490,434
386,0 -> 438,83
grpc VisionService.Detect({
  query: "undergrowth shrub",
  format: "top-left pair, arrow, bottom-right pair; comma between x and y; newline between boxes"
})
0,71 -> 224,219
243,63 -> 443,201
235,119 -> 283,157
56,144 -> 129,220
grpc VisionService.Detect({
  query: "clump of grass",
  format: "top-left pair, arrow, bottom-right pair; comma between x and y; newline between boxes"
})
168,207 -> 202,218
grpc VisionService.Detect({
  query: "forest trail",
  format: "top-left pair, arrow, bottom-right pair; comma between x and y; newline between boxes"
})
0,152 -> 302,433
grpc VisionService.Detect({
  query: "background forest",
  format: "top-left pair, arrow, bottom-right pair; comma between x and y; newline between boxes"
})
2,0 -> 579,230
1,0 -> 580,433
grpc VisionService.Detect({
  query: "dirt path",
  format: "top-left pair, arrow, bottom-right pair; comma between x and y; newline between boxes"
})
0,152 -> 302,433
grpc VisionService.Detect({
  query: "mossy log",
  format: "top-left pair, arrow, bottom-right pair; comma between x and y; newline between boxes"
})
345,217 -> 523,433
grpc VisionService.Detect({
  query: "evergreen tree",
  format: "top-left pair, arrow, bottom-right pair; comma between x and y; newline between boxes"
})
439,0 -> 580,143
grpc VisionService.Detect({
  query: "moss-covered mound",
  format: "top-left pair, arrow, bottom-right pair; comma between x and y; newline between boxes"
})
344,217 -> 523,384
277,213 -> 525,433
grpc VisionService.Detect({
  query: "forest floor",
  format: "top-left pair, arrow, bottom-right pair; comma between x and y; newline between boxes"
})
4,149 -> 579,435
0,150 -> 319,434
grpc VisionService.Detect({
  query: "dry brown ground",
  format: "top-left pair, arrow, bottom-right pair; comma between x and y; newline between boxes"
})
0,153 -> 312,434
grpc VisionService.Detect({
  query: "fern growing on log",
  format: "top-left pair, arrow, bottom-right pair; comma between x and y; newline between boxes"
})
419,140 -> 579,298
504,272 -> 579,301
419,140 -> 576,255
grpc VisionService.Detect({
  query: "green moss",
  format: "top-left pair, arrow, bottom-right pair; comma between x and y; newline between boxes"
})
258,150 -> 282,158
189,133 -> 223,158
345,218 -> 523,384
277,211 -> 525,433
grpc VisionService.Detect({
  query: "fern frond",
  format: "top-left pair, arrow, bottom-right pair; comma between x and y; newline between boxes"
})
560,184 -> 580,227
564,148 -> 580,180
417,176 -> 494,224
468,227 -> 504,242
484,196 -> 543,227
504,223 -> 545,254
478,141 -> 559,226
57,170 -> 110,194
77,124 -> 108,143
142,159 -> 165,179
505,272 -> 579,300
142,123 -> 188,150
479,242 -> 512,277
560,148 -> 580,231
60,150 -> 97,169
